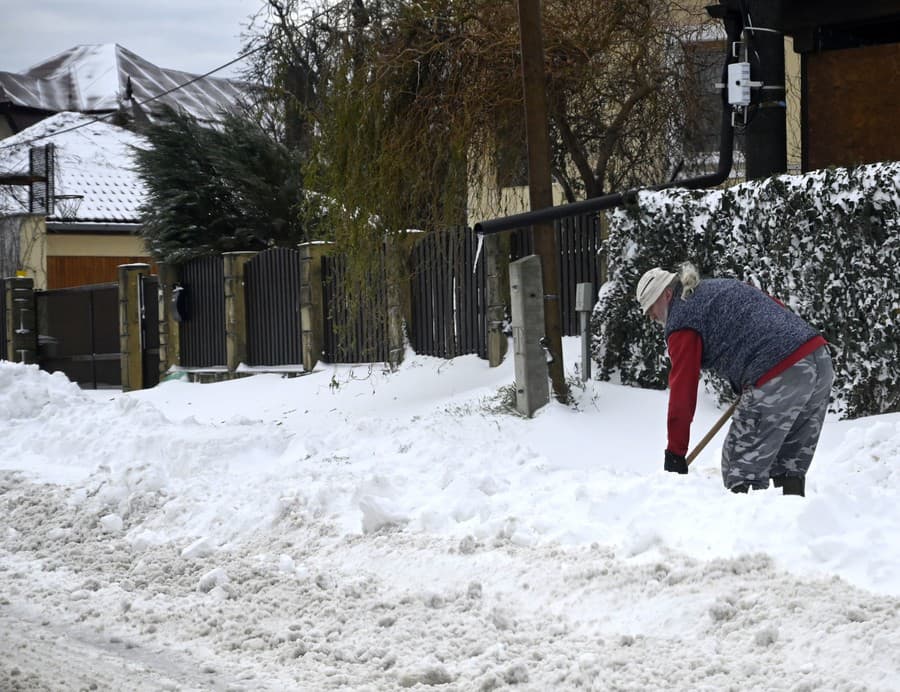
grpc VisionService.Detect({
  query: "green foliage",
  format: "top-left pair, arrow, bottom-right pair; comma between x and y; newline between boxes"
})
302,1 -> 475,337
305,1 -> 471,240
591,162 -> 900,419
298,0 -> 707,325
134,109 -> 322,263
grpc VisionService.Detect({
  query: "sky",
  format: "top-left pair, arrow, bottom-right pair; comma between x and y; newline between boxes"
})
0,0 -> 267,78
2,338 -> 899,689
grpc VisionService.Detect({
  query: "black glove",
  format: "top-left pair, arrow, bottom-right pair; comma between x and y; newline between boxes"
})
664,450 -> 688,474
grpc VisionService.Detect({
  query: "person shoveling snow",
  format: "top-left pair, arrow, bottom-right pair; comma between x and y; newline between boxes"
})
637,262 -> 833,495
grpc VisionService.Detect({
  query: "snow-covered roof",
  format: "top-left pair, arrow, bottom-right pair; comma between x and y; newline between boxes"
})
0,44 -> 248,125
0,111 -> 148,224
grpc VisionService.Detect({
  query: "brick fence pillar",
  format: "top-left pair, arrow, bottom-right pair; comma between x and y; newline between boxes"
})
4,277 -> 37,363
157,263 -> 181,376
118,263 -> 150,392
299,242 -> 330,372
223,251 -> 256,373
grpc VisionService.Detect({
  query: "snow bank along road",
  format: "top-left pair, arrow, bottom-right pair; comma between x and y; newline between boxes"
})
1,361 -> 900,690
3,468 -> 900,691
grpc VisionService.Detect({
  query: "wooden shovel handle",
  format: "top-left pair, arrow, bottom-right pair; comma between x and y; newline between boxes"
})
686,398 -> 739,466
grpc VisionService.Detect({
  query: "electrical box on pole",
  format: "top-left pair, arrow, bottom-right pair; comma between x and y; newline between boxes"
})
714,0 -> 786,179
727,62 -> 752,106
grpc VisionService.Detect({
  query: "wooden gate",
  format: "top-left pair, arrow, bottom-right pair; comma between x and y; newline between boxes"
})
410,227 -> 487,359
245,247 -> 303,366
35,283 -> 120,388
178,256 -> 226,368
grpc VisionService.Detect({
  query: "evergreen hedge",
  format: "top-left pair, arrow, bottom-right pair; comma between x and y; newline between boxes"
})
591,161 -> 900,419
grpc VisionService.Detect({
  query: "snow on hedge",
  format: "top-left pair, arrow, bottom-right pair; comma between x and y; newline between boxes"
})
592,161 -> 900,418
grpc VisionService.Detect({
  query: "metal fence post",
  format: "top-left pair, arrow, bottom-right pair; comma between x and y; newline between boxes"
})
485,233 -> 509,367
118,263 -> 150,392
4,277 -> 37,363
223,251 -> 255,373
575,282 -> 594,382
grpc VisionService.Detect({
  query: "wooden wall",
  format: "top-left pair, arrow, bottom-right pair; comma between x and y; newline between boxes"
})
47,256 -> 157,289
804,42 -> 900,171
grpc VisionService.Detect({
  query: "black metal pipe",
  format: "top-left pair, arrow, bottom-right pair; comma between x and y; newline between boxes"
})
474,4 -> 744,237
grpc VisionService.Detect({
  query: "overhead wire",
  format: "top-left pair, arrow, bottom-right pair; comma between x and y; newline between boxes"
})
0,0 -> 356,155
0,46 -> 265,156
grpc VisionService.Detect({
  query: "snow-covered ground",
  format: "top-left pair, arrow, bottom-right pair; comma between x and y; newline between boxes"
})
2,339 -> 899,691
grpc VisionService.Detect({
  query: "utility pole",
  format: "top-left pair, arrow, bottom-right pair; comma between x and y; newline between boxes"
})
516,0 -> 568,403
744,0 -> 787,180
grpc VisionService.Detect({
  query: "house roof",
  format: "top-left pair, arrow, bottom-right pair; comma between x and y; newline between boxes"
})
0,44 -> 248,125
0,111 -> 147,224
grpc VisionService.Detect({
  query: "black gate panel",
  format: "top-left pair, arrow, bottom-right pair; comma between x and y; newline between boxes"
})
557,213 -> 602,336
179,256 -> 226,368
410,227 -> 487,359
245,247 -> 303,366
36,283 -> 120,388
322,253 -> 389,363
141,275 -> 160,387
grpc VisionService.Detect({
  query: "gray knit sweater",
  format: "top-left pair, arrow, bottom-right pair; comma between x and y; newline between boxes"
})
664,279 -> 818,392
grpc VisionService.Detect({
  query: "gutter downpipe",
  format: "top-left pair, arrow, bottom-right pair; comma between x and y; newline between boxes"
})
473,5 -> 744,237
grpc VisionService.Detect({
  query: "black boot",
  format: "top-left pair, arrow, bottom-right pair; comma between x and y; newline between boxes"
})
730,483 -> 749,494
773,475 -> 805,496
781,476 -> 805,496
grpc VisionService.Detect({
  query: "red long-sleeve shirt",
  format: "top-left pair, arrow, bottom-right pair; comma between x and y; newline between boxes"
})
665,330 -> 826,456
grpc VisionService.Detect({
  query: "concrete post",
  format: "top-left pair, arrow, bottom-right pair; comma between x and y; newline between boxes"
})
576,282 -> 594,382
299,242 -> 329,372
485,233 -> 509,367
118,263 -> 150,392
510,255 -> 549,417
223,251 -> 255,373
157,263 -> 181,376
4,277 -> 37,363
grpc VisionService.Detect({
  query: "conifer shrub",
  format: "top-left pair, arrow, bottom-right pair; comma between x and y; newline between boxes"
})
591,161 -> 900,418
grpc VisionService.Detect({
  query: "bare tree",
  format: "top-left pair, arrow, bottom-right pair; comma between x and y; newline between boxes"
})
282,0 -> 715,229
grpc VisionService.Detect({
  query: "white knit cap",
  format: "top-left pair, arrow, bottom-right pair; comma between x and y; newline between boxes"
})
635,267 -> 676,314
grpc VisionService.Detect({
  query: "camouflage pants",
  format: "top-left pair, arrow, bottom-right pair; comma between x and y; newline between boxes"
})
721,346 -> 834,490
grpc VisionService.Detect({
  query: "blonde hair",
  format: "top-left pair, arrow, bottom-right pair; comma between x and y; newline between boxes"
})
678,262 -> 700,299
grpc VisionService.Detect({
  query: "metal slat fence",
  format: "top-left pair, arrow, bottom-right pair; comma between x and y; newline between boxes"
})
140,275 -> 160,387
245,247 -> 303,366
410,227 -> 487,358
322,253 -> 389,363
179,256 -> 226,368
0,291 -> 5,359
510,213 -> 602,335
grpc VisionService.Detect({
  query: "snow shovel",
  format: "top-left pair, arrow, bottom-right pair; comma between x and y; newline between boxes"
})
686,398 -> 739,466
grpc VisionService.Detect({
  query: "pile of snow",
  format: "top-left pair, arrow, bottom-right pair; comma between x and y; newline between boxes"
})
1,341 -> 899,689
